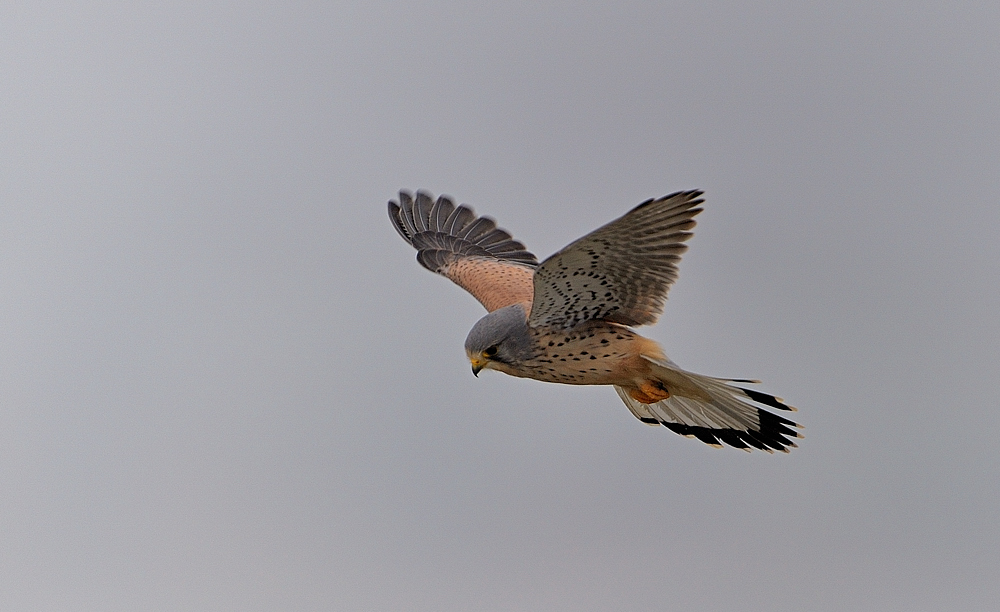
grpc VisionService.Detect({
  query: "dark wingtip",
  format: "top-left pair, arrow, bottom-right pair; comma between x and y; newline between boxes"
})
388,189 -> 538,269
631,189 -> 705,212
388,199 -> 412,243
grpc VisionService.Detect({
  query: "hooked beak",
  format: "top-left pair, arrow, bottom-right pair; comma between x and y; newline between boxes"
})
470,358 -> 485,377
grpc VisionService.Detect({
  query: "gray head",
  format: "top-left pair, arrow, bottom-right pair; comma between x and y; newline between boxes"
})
464,304 -> 534,376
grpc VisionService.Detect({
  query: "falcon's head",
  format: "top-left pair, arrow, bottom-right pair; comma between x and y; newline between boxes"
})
464,304 -> 534,376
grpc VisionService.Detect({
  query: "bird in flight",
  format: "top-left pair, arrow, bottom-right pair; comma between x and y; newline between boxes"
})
389,190 -> 802,452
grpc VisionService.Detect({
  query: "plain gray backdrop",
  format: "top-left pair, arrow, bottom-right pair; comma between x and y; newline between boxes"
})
1,1 -> 998,610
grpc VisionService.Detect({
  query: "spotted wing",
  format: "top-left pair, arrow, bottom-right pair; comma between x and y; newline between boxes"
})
389,190 -> 538,312
527,190 -> 703,329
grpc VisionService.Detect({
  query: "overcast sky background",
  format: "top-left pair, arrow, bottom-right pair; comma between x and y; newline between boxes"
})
1,2 -> 998,610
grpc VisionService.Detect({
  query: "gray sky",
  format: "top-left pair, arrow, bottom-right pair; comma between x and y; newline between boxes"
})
1,1 -> 998,610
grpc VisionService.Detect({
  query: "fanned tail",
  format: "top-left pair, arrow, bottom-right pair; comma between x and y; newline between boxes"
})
615,356 -> 803,453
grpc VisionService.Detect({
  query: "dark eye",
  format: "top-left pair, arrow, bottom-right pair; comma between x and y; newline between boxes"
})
484,345 -> 498,357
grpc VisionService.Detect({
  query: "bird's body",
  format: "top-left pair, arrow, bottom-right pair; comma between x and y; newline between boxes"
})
389,190 -> 802,452
479,309 -> 649,387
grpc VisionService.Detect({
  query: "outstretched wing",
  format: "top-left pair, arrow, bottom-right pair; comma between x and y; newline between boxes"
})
527,190 -> 703,329
389,190 -> 538,312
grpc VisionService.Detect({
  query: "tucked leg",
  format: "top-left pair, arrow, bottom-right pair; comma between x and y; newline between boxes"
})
628,380 -> 670,404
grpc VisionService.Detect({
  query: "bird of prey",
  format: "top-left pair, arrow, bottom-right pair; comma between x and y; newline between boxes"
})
389,190 -> 802,452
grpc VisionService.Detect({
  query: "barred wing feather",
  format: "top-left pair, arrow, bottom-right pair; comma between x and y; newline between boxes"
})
389,190 -> 538,312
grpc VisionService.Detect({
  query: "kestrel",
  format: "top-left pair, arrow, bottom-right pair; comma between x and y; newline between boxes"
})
389,190 -> 802,452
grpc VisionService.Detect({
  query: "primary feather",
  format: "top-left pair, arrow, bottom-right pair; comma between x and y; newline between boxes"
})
528,191 -> 703,329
